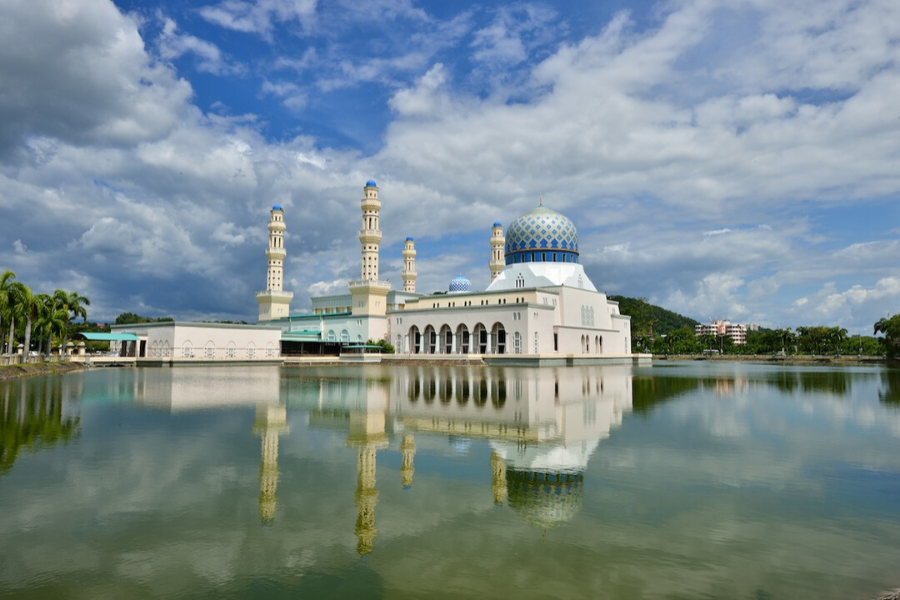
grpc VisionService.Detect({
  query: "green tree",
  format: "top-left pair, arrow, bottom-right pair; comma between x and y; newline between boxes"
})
35,294 -> 66,357
5,281 -> 30,355
874,315 -> 900,356
0,270 -> 16,354
53,290 -> 90,356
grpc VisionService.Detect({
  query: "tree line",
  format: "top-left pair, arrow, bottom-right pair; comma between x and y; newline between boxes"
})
613,295 -> 900,357
0,270 -> 90,359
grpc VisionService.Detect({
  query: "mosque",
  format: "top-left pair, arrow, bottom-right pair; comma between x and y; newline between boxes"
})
260,180 -> 640,364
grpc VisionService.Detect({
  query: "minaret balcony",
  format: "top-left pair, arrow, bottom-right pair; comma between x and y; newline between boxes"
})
266,248 -> 287,259
256,290 -> 294,300
268,221 -> 286,231
358,229 -> 383,243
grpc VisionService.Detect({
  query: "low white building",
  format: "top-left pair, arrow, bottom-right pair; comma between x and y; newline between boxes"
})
108,321 -> 283,364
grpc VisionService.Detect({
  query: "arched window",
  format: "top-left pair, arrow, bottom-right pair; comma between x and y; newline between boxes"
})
183,340 -> 194,358
514,332 -> 521,354
533,332 -> 540,354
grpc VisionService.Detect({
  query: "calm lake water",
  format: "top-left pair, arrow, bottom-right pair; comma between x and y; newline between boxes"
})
2,362 -> 900,599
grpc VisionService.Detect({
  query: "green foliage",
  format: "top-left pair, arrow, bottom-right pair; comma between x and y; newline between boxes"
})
114,312 -> 174,325
875,315 -> 900,357
609,295 -> 699,340
366,339 -> 395,354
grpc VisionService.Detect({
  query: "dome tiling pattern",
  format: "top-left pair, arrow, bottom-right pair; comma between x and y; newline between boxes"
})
504,207 -> 579,263
449,276 -> 473,293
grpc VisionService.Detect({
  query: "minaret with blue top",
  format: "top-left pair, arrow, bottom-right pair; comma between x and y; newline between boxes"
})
256,204 -> 294,321
349,180 -> 392,340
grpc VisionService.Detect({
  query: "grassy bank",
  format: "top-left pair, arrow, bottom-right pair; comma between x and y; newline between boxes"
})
0,361 -> 86,382
653,354 -> 893,365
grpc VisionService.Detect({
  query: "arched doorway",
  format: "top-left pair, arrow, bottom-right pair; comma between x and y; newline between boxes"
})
440,325 -> 453,354
491,322 -> 506,354
456,324 -> 470,354
409,326 -> 421,354
473,323 -> 488,354
423,325 -> 437,354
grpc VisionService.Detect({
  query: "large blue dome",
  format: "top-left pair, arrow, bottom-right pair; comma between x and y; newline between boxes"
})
365,179 -> 377,187
505,206 -> 579,265
449,275 -> 473,293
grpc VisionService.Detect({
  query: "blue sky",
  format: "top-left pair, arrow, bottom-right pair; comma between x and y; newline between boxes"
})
0,0 -> 898,332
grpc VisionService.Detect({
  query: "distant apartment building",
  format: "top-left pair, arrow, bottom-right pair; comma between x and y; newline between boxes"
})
695,319 -> 758,345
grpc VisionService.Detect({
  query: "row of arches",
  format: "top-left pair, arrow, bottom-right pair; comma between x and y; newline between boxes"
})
403,322 -> 515,355
407,376 -> 509,408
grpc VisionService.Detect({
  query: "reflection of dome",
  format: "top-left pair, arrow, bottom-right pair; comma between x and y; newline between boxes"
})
366,179 -> 377,187
505,206 -> 579,265
449,276 -> 473,293
506,469 -> 584,529
272,204 -> 282,211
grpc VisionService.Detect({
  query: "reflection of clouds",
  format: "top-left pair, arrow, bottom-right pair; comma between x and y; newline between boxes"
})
4,365 -> 900,598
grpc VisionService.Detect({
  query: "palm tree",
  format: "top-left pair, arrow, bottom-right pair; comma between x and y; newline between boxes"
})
18,285 -> 38,362
53,290 -> 90,357
874,315 -> 900,355
4,282 -> 29,356
32,294 -> 59,357
0,270 -> 16,354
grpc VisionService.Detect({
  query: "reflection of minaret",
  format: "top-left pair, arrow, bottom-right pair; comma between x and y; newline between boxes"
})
400,433 -> 416,489
253,405 -> 288,526
355,444 -> 379,556
348,410 -> 388,556
490,449 -> 507,506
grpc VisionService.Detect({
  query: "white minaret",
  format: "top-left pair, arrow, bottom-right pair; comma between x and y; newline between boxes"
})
349,180 -> 391,335
402,236 -> 417,293
256,204 -> 293,321
490,221 -> 505,282
360,180 -> 382,282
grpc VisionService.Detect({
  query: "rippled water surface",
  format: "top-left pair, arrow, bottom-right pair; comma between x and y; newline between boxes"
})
2,362 -> 900,599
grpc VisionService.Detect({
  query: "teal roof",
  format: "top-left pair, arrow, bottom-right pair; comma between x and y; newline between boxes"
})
74,332 -> 140,341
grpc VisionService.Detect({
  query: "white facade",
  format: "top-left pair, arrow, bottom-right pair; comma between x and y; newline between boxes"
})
110,321 -> 282,362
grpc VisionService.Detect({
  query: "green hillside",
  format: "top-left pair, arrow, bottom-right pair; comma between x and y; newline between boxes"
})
608,295 -> 699,337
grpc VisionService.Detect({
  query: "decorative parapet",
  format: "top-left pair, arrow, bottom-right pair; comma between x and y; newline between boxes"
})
348,279 -> 391,289
256,290 -> 294,299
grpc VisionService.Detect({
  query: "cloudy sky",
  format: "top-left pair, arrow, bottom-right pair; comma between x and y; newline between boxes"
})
1,0 -> 898,331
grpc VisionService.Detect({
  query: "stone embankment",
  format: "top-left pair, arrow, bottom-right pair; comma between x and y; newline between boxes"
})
0,362 -> 85,382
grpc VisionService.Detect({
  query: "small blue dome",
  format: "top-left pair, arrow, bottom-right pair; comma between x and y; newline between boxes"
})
406,236 -> 414,241
365,179 -> 377,187
272,204 -> 282,211
449,275 -> 473,293
494,221 -> 502,227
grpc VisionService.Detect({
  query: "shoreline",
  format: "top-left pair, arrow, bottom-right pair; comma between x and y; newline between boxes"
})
0,361 -> 86,382
653,354 -> 896,366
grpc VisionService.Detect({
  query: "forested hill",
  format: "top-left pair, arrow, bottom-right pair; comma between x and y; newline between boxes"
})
608,295 -> 700,337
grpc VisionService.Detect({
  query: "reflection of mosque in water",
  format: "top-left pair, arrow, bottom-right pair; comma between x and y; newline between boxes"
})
130,366 -> 633,554
301,366 -> 634,553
